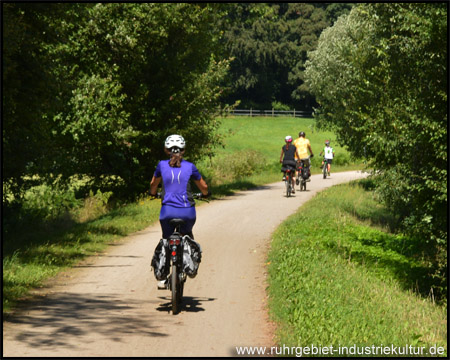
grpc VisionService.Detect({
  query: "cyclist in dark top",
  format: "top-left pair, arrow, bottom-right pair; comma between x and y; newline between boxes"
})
280,135 -> 300,194
150,134 -> 209,239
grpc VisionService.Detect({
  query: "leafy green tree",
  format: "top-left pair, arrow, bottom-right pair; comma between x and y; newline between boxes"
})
2,3 -> 74,198
3,3 -> 230,199
220,3 -> 329,109
315,2 -> 354,25
305,3 -> 447,298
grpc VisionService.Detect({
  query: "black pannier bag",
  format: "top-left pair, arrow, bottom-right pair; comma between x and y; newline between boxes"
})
182,236 -> 202,278
300,158 -> 311,179
151,238 -> 170,280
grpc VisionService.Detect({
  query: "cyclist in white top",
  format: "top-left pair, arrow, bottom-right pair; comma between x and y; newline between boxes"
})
320,140 -> 335,176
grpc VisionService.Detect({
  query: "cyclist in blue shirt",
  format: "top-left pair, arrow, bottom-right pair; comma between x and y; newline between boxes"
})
150,134 -> 209,239
150,135 -> 209,289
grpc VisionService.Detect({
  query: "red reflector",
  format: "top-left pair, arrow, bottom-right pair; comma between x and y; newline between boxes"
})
172,251 -> 176,256
169,239 -> 180,245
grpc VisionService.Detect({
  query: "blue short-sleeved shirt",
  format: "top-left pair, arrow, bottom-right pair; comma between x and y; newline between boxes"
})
153,160 -> 202,207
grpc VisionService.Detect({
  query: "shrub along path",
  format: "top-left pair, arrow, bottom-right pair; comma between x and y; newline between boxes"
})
3,171 -> 367,357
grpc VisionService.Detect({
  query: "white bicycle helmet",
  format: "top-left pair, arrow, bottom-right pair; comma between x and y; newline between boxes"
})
164,134 -> 186,150
285,135 -> 293,143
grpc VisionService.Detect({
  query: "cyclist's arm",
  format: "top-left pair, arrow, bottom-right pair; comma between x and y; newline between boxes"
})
194,177 -> 209,196
150,176 -> 161,196
280,148 -> 284,163
308,144 -> 314,156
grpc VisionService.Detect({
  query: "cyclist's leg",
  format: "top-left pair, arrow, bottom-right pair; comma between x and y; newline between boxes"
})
287,166 -> 295,192
160,205 -> 196,238
180,208 -> 196,239
160,205 -> 178,238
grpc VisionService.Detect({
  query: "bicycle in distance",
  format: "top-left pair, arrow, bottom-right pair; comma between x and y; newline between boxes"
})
322,157 -> 328,179
296,155 -> 313,191
283,167 -> 295,197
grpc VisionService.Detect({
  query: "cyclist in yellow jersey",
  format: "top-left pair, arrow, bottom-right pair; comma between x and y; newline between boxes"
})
293,131 -> 314,182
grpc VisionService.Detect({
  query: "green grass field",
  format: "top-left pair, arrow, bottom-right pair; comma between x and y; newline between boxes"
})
267,179 -> 447,355
212,115 -> 355,163
196,116 -> 364,194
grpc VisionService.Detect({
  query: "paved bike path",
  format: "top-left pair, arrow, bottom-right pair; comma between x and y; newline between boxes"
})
3,171 -> 368,357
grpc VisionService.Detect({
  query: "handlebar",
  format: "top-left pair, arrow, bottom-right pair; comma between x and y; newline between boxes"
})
149,191 -> 211,202
192,192 -> 210,200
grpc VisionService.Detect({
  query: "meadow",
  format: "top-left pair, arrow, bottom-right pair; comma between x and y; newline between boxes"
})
196,116 -> 363,193
267,179 -> 447,355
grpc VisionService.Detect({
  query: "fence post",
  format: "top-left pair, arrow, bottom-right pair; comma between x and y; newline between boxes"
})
294,109 -> 296,118
250,108 -> 252,117
272,108 -> 274,117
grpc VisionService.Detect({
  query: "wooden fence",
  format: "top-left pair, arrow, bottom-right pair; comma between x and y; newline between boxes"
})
228,108 -> 313,118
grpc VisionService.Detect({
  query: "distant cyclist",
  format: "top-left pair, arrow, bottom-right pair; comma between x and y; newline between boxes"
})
280,135 -> 299,193
293,131 -> 314,182
320,140 -> 335,176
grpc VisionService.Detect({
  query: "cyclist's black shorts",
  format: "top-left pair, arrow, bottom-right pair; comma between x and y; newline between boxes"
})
324,159 -> 333,165
281,164 -> 296,173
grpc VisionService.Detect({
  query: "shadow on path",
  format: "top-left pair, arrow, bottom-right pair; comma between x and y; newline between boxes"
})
5,292 -> 167,349
156,296 -> 217,314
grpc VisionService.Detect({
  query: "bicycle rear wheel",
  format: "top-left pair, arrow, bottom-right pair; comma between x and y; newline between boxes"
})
171,265 -> 181,314
285,176 -> 292,197
301,181 -> 307,191
323,165 -> 327,179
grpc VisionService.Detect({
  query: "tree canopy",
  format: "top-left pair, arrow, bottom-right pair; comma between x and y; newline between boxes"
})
219,3 -> 352,110
305,3 -> 447,296
3,3 -> 229,197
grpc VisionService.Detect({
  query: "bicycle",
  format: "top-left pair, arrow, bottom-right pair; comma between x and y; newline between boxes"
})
297,156 -> 312,191
283,167 -> 295,197
151,192 -> 208,314
322,157 -> 328,179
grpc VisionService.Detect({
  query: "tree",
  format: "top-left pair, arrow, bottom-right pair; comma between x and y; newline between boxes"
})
305,3 -> 447,298
3,3 -> 230,199
2,3 -> 76,198
220,3 -> 329,110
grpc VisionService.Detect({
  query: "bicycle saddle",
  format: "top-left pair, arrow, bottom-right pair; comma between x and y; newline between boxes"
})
169,218 -> 186,227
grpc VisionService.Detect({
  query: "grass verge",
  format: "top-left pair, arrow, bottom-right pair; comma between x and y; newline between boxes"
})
266,179 -> 447,355
3,196 -> 162,315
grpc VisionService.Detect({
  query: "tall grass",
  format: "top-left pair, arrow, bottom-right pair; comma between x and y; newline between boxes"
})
267,179 -> 447,354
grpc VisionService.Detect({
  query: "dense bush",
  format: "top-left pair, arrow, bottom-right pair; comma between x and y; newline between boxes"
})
305,3 -> 447,297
